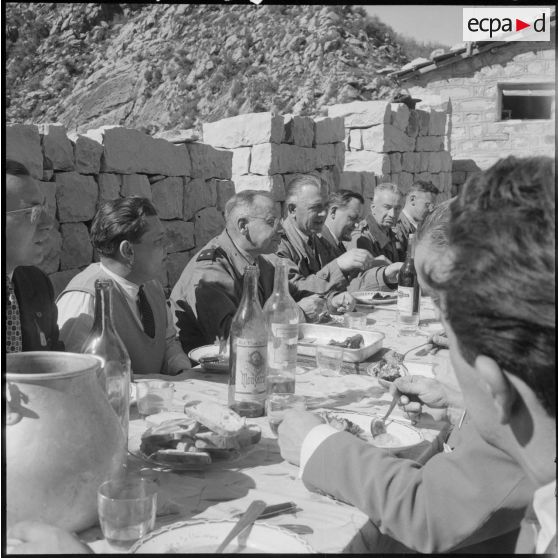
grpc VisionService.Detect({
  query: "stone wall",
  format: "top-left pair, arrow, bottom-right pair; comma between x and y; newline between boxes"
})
7,123 -> 233,296
201,111 -> 346,214
401,41 -> 555,191
328,100 -> 453,207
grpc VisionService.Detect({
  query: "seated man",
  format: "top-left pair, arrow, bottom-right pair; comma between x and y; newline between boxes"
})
6,159 -> 64,352
278,176 -> 399,296
277,184 -> 543,553
57,197 -> 190,376
394,179 -> 438,260
353,182 -> 404,262
170,191 -> 347,354
318,189 -> 402,291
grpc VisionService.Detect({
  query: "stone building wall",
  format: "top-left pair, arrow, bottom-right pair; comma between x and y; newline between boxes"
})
401,41 -> 555,191
327,100 -> 453,207
7,123 -> 233,296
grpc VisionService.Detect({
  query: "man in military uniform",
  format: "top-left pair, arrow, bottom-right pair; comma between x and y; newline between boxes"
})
318,189 -> 403,292
170,191 -> 331,354
353,182 -> 404,262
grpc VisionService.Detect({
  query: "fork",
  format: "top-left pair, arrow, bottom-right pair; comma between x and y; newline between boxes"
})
215,500 -> 267,553
370,391 -> 400,437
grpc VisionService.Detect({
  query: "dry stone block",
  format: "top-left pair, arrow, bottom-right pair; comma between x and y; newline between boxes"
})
452,170 -> 467,184
38,223 -> 62,275
214,179 -> 236,212
402,152 -> 420,173
38,180 -> 57,218
414,172 -> 431,184
333,142 -> 345,171
328,101 -> 389,128
416,110 -> 430,136
339,172 -> 363,194
183,178 -> 213,220
419,153 -> 430,173
344,132 -> 350,151
202,112 -> 284,148
188,143 -> 232,180
151,177 -> 183,219
56,172 -> 98,223
121,174 -> 152,199
49,268 -> 81,298
204,179 -> 218,207
388,174 -> 400,188
440,172 -> 452,192
344,151 -> 390,175
166,251 -> 193,289
98,174 -> 121,201
100,127 -> 191,176
361,172 -> 376,199
349,129 -> 362,150
440,151 -> 452,172
316,144 -> 336,168
429,174 -> 441,191
233,174 -> 285,201
250,144 -> 317,175
6,124 -> 43,179
314,116 -> 345,144
398,172 -> 414,194
428,111 -> 447,136
74,135 -> 103,174
416,136 -> 444,152
163,221 -> 195,253
390,153 -> 402,174
361,125 -> 415,152
194,207 -> 225,247
427,152 -> 442,173
232,147 -> 251,176
283,115 -> 314,147
60,223 -> 93,270
406,111 -> 419,138
40,124 -> 74,171
389,103 -> 410,131
330,165 -> 341,191
318,168 -> 334,195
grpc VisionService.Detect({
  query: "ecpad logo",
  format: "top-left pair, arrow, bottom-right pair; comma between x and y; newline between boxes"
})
463,8 -> 551,42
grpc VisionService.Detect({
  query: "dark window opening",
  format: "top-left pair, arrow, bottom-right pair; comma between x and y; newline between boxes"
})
499,83 -> 554,121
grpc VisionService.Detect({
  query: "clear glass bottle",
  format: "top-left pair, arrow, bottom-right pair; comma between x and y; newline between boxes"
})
263,259 -> 299,394
82,279 -> 131,436
397,233 -> 421,335
228,266 -> 267,417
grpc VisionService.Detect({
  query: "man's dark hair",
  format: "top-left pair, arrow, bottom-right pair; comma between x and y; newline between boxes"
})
423,156 -> 555,416
90,197 -> 158,258
6,160 -> 31,177
409,180 -> 439,196
328,189 -> 364,209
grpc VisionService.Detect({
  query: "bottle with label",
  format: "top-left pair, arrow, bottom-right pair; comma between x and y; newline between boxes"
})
397,233 -> 421,335
82,279 -> 131,437
228,265 -> 267,417
263,259 -> 299,394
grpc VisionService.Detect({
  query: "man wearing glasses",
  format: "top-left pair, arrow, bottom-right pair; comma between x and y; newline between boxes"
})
170,190 -> 327,353
5,159 -> 63,352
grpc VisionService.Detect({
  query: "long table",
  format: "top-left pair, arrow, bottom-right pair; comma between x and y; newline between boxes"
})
83,299 -> 458,553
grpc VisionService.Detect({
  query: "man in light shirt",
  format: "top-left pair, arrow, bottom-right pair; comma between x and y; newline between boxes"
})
278,156 -> 555,554
57,197 -> 191,375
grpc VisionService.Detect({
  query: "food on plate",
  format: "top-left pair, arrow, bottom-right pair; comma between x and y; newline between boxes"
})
371,292 -> 394,300
368,349 -> 405,382
328,333 -> 364,349
369,432 -> 402,448
184,399 -> 247,436
317,411 -> 366,439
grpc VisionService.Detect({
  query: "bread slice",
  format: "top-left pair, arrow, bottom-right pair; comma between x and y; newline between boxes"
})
194,431 -> 241,450
183,400 -> 246,436
154,448 -> 212,466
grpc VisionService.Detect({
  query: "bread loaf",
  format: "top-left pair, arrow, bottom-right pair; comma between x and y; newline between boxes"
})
183,400 -> 246,436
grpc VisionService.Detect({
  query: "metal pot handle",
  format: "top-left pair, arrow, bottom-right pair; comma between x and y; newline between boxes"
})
6,382 -> 23,425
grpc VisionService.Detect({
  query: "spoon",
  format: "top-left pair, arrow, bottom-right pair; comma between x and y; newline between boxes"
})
370,392 -> 400,437
215,500 -> 267,553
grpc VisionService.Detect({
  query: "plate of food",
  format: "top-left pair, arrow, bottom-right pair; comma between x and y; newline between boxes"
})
130,519 -> 315,553
188,345 -> 229,373
351,290 -> 398,306
315,409 -> 423,452
129,402 -> 261,470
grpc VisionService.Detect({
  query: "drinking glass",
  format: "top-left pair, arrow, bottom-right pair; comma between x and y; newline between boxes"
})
136,380 -> 174,418
345,311 -> 367,329
97,476 -> 157,551
265,393 -> 307,436
316,345 -> 344,377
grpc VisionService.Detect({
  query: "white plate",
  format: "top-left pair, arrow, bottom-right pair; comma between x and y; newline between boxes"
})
131,519 -> 315,553
352,290 -> 398,306
317,409 -> 423,451
188,345 -> 229,373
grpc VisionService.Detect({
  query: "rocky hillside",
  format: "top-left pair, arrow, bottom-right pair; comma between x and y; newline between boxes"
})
6,4 -> 419,135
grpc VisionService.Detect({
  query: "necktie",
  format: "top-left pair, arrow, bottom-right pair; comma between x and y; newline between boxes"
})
138,285 -> 155,338
337,241 -> 347,254
6,276 -> 22,353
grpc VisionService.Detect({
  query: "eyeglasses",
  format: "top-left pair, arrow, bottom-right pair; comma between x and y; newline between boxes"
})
6,202 -> 48,224
249,216 -> 281,231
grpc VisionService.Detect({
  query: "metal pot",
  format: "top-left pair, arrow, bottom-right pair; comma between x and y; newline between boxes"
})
6,351 -> 127,532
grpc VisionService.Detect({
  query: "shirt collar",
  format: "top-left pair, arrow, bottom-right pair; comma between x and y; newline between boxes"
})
100,262 -> 140,299
533,480 -> 556,553
402,208 -> 418,229
288,216 -> 310,245
323,223 -> 339,245
222,230 -> 257,267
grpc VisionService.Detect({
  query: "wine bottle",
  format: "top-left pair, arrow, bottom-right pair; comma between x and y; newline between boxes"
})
397,233 -> 421,335
263,259 -> 299,395
228,265 -> 267,417
82,279 -> 131,436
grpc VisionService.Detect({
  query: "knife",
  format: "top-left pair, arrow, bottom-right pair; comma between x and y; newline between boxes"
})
233,501 -> 299,520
